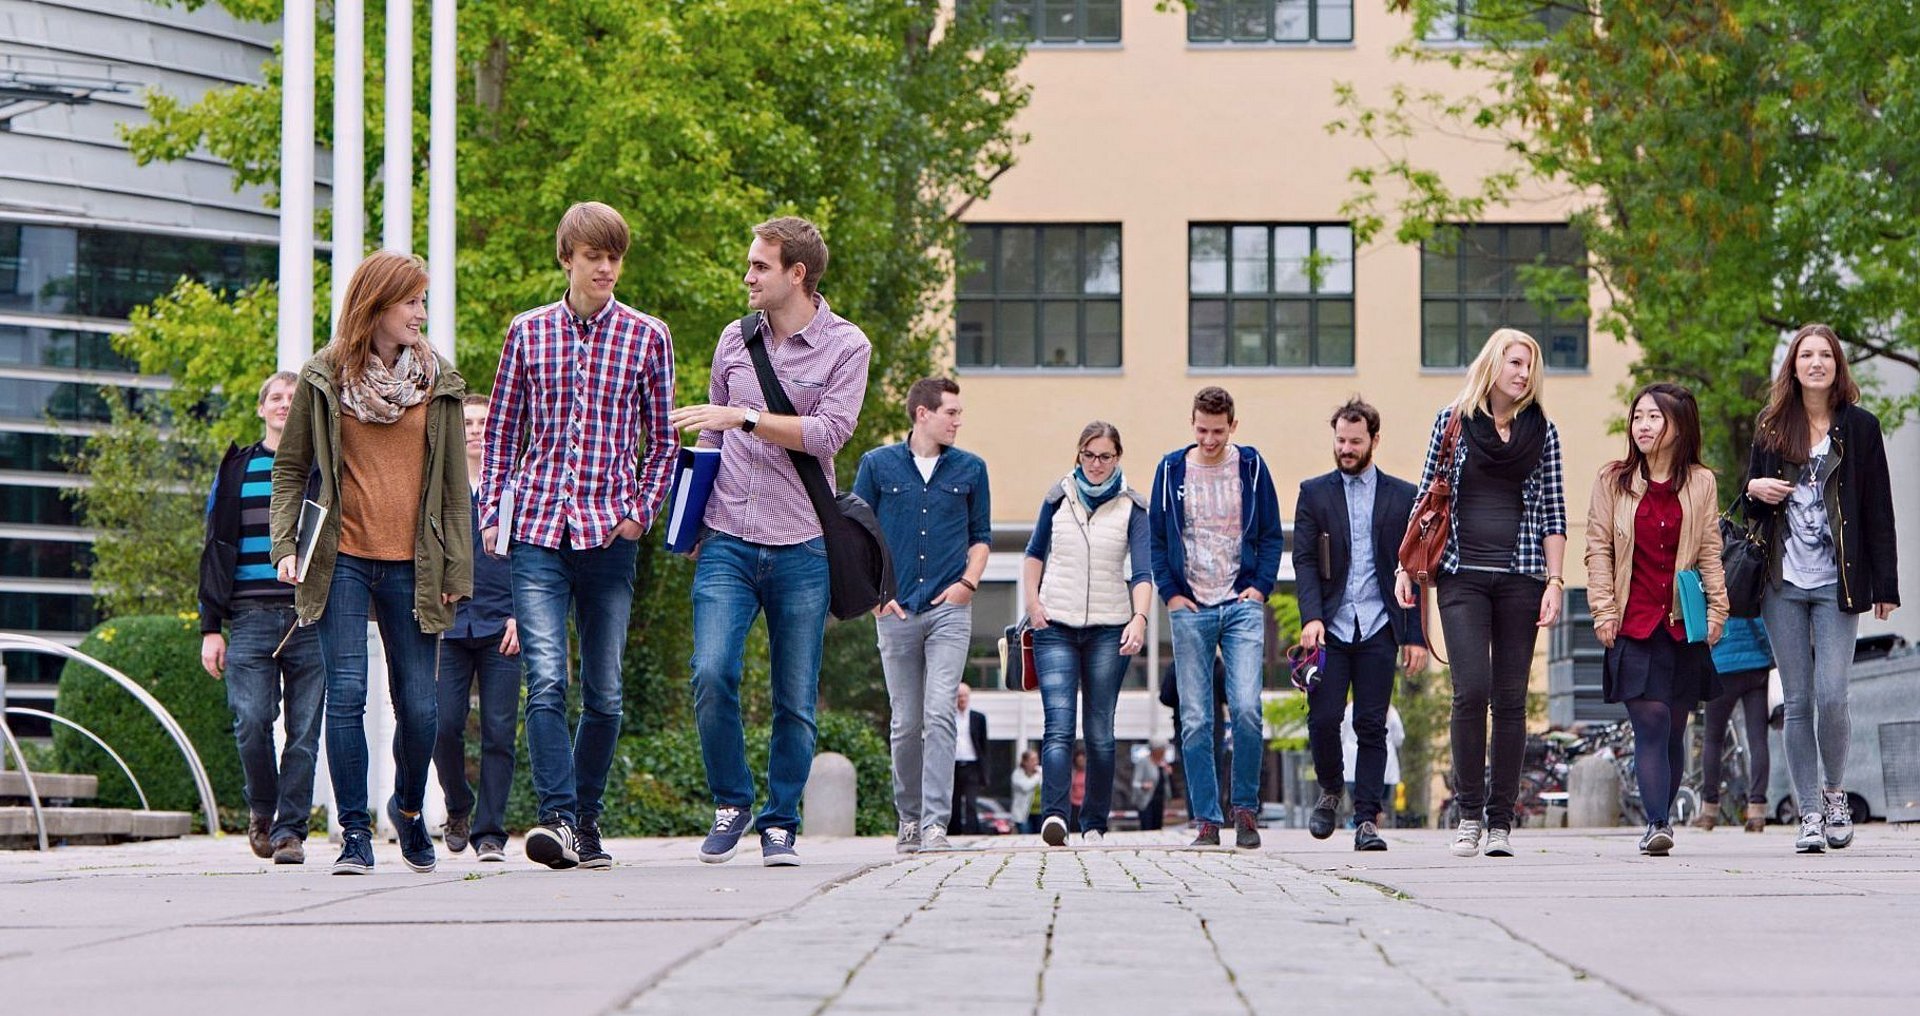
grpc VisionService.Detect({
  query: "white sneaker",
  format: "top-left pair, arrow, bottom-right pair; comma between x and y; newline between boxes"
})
1796,811 -> 1827,854
920,824 -> 951,851
1041,815 -> 1068,847
1081,829 -> 1104,845
1483,826 -> 1513,857
1450,819 -> 1484,857
1823,790 -> 1854,849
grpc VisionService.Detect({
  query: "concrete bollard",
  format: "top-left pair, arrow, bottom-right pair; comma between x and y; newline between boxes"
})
804,752 -> 857,837
1567,753 -> 1622,827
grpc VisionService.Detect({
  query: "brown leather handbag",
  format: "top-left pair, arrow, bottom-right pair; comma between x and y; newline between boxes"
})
1397,408 -> 1463,586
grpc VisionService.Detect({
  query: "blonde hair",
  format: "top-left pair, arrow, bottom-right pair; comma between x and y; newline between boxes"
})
324,251 -> 432,388
1451,328 -> 1544,419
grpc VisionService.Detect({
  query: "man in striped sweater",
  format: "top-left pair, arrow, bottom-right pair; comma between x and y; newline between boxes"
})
197,371 -> 326,864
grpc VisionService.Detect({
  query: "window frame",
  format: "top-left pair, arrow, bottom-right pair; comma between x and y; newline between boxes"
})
956,223 -> 1124,371
1188,0 -> 1355,45
1187,222 -> 1356,371
1419,222 -> 1589,371
961,0 -> 1124,45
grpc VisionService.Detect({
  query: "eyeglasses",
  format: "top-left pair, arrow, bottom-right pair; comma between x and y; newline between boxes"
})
1078,451 -> 1118,464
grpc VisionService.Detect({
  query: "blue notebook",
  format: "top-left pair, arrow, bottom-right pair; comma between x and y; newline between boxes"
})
663,446 -> 722,554
1675,569 -> 1709,643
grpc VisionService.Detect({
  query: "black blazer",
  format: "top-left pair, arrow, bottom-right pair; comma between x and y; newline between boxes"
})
1292,468 -> 1423,647
1745,402 -> 1900,614
960,709 -> 988,763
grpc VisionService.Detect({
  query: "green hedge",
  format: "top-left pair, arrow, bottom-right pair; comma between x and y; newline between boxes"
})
51,614 -> 246,832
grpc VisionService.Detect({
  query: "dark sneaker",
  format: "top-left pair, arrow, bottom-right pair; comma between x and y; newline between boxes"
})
1232,807 -> 1262,849
1309,792 -> 1341,840
271,836 -> 306,865
525,820 -> 580,870
474,838 -> 507,863
443,813 -> 471,854
700,806 -> 755,864
386,796 -> 437,873
247,813 -> 273,859
1354,821 -> 1388,852
1640,824 -> 1673,857
1190,821 -> 1221,847
577,818 -> 612,869
332,831 -> 374,875
760,827 -> 800,867
1040,815 -> 1068,847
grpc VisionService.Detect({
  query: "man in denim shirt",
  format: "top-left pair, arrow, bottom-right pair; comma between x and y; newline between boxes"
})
853,377 -> 991,853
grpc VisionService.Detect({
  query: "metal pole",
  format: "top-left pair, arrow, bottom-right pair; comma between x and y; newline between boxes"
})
331,0 -> 365,322
426,0 -> 455,361
0,719 -> 48,850
383,0 -> 412,253
278,0 -> 316,372
6,708 -> 149,811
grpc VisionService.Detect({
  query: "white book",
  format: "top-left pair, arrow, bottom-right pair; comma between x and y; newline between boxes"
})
494,484 -> 515,557
294,499 -> 327,583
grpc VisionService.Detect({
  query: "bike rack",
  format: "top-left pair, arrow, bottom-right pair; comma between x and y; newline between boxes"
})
5,707 -> 150,811
0,633 -> 219,847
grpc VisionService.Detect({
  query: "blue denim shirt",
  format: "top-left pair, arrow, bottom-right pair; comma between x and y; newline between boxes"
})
853,442 -> 991,614
449,488 -> 513,640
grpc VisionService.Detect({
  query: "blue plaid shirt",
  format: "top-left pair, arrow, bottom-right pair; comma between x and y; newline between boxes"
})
1414,405 -> 1567,577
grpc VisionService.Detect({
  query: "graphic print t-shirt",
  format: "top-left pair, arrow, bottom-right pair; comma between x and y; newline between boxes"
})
1182,447 -> 1243,606
1782,434 -> 1838,590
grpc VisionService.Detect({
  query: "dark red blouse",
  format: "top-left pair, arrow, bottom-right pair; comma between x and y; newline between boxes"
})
1622,478 -> 1686,641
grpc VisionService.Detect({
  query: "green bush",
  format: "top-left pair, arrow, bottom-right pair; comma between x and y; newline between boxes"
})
50,614 -> 246,832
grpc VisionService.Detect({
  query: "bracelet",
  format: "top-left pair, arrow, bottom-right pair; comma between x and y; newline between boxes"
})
957,577 -> 978,592
1131,612 -> 1147,623
1546,575 -> 1565,587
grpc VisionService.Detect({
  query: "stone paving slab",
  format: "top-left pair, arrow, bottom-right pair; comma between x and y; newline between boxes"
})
5,825 -> 1920,1014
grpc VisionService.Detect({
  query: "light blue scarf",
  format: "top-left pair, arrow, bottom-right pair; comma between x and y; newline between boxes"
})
1074,465 -> 1123,513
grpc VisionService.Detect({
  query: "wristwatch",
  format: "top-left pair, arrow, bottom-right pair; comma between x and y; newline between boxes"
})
741,408 -> 761,433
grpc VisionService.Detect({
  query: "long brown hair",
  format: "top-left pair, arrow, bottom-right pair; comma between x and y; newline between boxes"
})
1610,382 -> 1703,496
325,250 -> 431,387
1755,324 -> 1858,463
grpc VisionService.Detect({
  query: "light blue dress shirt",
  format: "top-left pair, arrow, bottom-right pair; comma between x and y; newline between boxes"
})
1331,467 -> 1388,644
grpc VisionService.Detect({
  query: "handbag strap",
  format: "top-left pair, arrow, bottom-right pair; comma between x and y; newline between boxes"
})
739,312 -> 838,526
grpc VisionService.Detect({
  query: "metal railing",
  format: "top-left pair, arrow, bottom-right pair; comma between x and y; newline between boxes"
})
0,633 -> 217,848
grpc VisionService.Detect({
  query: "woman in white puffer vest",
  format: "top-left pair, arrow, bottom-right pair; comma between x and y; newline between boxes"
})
1020,421 -> 1154,847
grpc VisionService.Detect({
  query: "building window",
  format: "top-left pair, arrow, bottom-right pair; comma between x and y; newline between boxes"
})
0,222 -> 277,320
960,0 -> 1122,43
1422,0 -> 1576,42
1189,224 -> 1354,369
1421,224 -> 1587,369
1190,0 -> 1353,43
957,224 -> 1122,369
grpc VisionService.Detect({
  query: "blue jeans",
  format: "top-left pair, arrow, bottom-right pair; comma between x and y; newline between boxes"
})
432,633 -> 522,842
1762,581 -> 1858,816
317,555 -> 441,836
1167,599 -> 1267,824
223,601 -> 325,843
690,531 -> 830,832
511,537 -> 639,827
1033,622 -> 1129,832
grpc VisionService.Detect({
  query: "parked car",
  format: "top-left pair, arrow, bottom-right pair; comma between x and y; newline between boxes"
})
1760,640 -> 1920,825
973,798 -> 1017,835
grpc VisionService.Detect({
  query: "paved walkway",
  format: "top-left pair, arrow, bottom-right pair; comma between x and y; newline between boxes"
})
5,824 -> 1916,1014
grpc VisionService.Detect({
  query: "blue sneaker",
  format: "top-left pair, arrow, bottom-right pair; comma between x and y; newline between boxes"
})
386,796 -> 436,873
699,806 -> 754,864
760,827 -> 800,867
332,830 -> 374,875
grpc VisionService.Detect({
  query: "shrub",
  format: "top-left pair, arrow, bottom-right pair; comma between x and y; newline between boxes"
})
50,614 -> 246,832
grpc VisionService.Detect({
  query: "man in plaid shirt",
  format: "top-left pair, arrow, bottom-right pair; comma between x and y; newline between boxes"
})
479,201 -> 677,870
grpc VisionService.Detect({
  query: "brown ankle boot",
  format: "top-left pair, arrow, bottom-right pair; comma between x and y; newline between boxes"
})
1744,803 -> 1766,833
1693,804 -> 1718,831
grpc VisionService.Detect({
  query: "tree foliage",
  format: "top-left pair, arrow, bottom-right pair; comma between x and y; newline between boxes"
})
1332,1 -> 1920,476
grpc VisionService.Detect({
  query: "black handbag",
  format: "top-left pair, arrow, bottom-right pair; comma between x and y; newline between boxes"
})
739,313 -> 895,621
1720,496 -> 1769,619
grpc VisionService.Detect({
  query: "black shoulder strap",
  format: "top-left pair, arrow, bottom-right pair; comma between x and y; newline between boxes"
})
739,313 -> 837,524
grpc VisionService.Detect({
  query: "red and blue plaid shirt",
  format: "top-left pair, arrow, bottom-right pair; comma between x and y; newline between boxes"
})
479,294 -> 678,550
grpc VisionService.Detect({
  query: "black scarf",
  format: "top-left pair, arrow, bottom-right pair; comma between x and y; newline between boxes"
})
1464,402 -> 1547,482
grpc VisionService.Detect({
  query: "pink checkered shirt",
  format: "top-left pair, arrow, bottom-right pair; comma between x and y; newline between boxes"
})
700,296 -> 871,546
479,293 -> 678,551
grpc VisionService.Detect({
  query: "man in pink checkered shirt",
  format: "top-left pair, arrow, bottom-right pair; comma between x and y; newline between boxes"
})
479,201 -> 677,871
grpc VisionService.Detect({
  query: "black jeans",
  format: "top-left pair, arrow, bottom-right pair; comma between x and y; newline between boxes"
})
952,761 -> 982,834
1307,626 -> 1398,821
433,633 -> 523,842
1701,668 -> 1771,806
1438,569 -> 1545,830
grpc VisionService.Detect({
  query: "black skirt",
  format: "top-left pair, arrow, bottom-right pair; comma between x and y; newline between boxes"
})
1603,626 -> 1721,704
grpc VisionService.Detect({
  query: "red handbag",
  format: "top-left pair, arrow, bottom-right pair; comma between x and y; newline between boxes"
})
1397,409 -> 1463,586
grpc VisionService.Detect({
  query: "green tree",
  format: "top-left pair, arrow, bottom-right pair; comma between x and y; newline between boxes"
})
1332,1 -> 1920,477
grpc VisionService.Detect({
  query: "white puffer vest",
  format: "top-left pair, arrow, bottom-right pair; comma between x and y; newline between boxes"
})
1038,476 -> 1144,628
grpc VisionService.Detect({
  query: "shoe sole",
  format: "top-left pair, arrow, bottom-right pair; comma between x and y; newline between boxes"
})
1827,832 -> 1853,849
331,861 -> 371,875
1796,841 -> 1827,853
1236,837 -> 1262,850
476,852 -> 506,863
401,856 -> 437,873
762,853 -> 801,867
1041,823 -> 1067,847
1484,844 -> 1514,857
1309,818 -> 1336,840
274,853 -> 305,864
1645,834 -> 1673,856
525,833 -> 580,870
578,856 -> 613,870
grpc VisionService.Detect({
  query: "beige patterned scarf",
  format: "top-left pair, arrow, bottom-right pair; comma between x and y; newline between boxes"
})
339,344 -> 435,424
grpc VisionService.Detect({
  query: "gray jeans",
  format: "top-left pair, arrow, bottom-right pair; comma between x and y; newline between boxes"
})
877,602 -> 973,830
1761,581 -> 1858,816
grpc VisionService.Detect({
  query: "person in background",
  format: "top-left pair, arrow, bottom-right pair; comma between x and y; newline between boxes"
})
271,250 -> 471,876
1132,740 -> 1172,832
432,393 -> 522,864
1698,617 -> 1773,833
1396,329 -> 1567,860
1011,749 -> 1042,835
198,371 -> 325,864
1745,323 -> 1898,854
1022,422 -> 1153,847
1341,702 -> 1404,830
952,683 -> 989,838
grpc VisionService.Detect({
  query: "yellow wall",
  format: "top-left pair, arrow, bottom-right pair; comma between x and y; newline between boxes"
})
951,2 -> 1634,593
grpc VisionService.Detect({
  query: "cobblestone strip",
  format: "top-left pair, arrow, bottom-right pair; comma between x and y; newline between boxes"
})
615,848 -> 1664,1016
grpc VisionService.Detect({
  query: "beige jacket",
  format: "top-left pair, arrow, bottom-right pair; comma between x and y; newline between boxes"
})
1583,463 -> 1728,630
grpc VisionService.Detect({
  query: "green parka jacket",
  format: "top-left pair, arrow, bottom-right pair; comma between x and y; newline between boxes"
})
268,351 -> 473,631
